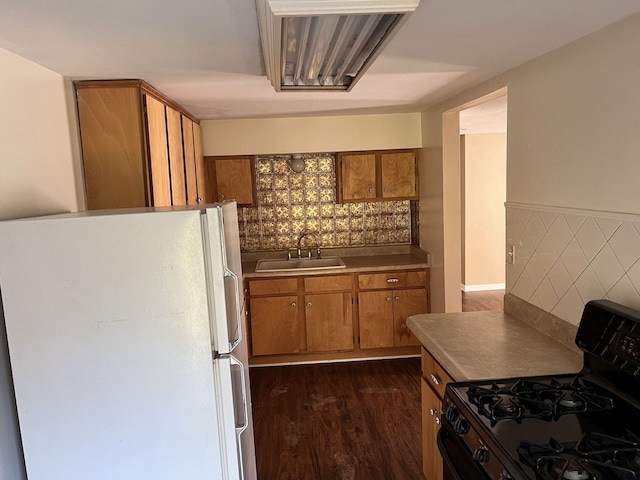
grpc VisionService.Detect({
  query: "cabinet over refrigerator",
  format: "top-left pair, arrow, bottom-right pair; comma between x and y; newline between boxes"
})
0,201 -> 256,480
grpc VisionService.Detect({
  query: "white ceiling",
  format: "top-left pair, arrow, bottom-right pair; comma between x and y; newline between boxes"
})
2,1 -> 640,121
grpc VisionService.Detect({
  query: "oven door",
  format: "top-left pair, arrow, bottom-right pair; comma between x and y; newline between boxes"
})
437,423 -> 489,480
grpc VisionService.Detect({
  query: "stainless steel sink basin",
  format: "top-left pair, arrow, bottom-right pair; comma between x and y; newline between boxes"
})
255,256 -> 346,273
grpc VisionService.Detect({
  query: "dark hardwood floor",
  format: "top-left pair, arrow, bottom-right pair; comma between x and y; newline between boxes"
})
250,358 -> 422,480
462,289 -> 504,312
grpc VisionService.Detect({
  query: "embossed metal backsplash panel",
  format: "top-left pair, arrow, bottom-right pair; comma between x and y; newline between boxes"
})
237,153 -> 414,252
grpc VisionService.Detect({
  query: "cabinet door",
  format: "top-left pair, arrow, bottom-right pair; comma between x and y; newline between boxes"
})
380,151 -> 417,199
76,86 -> 148,210
358,290 -> 393,349
393,288 -> 427,346
193,123 -> 207,204
145,94 -> 172,207
422,379 -> 443,480
207,157 -> 255,206
339,153 -> 377,201
250,296 -> 300,356
305,293 -> 353,352
181,116 -> 199,205
166,106 -> 187,206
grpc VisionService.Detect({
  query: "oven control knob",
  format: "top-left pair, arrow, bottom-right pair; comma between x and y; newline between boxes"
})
453,417 -> 470,436
472,446 -> 489,464
444,406 -> 459,423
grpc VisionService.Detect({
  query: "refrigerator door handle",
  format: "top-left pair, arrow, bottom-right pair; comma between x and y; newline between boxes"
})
224,267 -> 242,352
229,355 -> 248,435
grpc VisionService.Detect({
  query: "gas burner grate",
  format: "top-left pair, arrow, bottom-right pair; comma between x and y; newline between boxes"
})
466,376 -> 615,423
518,432 -> 640,480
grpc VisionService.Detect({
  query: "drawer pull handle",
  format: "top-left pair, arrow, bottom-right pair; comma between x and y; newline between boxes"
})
435,417 -> 441,425
430,374 -> 441,385
387,278 -> 399,283
429,408 -> 438,416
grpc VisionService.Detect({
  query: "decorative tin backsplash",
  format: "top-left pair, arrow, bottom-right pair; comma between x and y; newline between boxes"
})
237,153 -> 415,252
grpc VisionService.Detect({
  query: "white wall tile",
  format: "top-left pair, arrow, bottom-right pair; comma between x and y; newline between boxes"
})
609,222 -> 640,271
575,218 -> 606,261
507,205 -> 640,324
595,218 -> 622,240
590,244 -> 625,292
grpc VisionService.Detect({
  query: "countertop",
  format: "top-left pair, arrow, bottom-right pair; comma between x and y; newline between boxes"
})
242,250 -> 429,278
407,310 -> 583,382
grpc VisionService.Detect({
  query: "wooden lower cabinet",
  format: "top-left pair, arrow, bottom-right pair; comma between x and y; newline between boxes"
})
421,347 -> 453,480
247,268 -> 429,361
305,292 -> 353,352
248,274 -> 353,357
358,269 -> 429,349
250,295 -> 300,356
422,378 -> 443,480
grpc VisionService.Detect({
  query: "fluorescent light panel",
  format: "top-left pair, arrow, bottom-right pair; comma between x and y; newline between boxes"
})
281,14 -> 400,89
256,0 -> 420,92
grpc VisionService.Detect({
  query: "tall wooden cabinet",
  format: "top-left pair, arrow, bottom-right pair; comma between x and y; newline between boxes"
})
76,80 -> 206,210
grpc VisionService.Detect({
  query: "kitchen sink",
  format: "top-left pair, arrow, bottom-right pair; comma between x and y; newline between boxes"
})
254,256 -> 346,273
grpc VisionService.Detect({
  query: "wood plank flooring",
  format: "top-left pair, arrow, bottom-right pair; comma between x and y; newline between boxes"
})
250,358 -> 422,480
462,289 -> 504,312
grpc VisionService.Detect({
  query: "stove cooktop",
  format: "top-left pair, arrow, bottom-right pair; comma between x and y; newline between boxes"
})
441,300 -> 640,480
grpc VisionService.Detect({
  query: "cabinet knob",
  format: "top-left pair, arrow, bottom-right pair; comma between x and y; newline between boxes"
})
197,197 -> 203,203
395,296 -> 400,301
384,187 -> 389,192
291,302 -> 296,307
307,302 -> 312,307
430,374 -> 441,385
429,408 -> 437,416
386,278 -> 399,283
386,297 -> 392,302
435,417 -> 441,425
369,188 -> 375,193
219,193 -> 225,199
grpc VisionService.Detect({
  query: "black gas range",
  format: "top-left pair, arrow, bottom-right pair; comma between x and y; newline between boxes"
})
438,299 -> 640,480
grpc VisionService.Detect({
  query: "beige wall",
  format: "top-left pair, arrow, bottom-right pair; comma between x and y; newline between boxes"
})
0,47 -> 83,480
461,133 -> 506,289
420,12 -> 640,314
200,113 -> 422,156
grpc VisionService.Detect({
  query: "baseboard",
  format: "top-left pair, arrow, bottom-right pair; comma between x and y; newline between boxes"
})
462,283 -> 505,292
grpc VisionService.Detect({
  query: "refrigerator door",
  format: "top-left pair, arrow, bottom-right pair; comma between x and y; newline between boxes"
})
202,202 -> 243,355
0,210 -> 228,480
213,355 -> 250,480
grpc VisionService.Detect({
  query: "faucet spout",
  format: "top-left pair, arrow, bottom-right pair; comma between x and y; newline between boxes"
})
297,232 -> 321,259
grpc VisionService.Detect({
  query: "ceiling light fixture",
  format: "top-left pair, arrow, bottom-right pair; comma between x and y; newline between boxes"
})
256,0 -> 420,92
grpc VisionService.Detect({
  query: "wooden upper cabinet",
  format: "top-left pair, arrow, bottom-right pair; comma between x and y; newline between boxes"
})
75,80 -> 202,210
381,151 -> 417,199
336,149 -> 419,203
144,94 -> 172,207
205,156 -> 256,206
337,153 -> 377,201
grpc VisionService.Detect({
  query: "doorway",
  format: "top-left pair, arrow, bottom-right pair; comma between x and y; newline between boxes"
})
441,88 -> 508,312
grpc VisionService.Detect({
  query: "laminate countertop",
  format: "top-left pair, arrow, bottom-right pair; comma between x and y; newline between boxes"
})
407,310 -> 583,382
242,253 -> 429,278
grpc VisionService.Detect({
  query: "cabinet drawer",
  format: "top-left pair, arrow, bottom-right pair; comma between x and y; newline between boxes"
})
358,270 -> 426,290
421,348 -> 453,398
248,278 -> 298,296
304,275 -> 352,293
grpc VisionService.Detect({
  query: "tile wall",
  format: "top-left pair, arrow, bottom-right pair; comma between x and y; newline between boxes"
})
237,153 -> 414,252
506,203 -> 640,325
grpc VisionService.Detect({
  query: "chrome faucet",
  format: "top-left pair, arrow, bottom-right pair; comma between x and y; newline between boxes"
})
296,232 -> 321,259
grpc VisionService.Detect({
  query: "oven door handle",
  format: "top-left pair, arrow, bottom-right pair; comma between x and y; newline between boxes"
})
437,427 -> 490,480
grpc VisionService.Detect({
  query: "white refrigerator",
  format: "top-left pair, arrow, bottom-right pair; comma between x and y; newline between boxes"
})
0,202 -> 256,480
